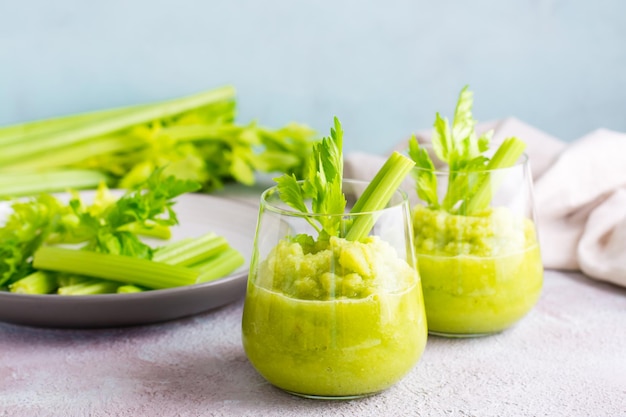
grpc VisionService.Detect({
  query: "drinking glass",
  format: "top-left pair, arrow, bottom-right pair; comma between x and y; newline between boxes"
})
412,154 -> 543,337
242,180 -> 427,399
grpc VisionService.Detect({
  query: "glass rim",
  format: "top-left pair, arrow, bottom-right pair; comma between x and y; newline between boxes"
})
413,152 -> 530,175
259,178 -> 410,217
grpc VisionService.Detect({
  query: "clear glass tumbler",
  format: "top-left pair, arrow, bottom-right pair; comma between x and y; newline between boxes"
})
412,155 -> 543,337
242,180 -> 427,399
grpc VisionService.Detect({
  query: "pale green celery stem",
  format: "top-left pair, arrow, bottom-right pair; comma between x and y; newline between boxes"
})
33,246 -> 198,289
152,233 -> 229,266
119,222 -> 172,240
0,134 -> 146,172
194,248 -> 245,283
152,237 -> 195,254
0,104 -> 153,146
463,137 -> 527,215
58,279 -> 120,295
0,170 -> 111,197
157,124 -> 243,143
8,271 -> 58,294
344,151 -> 415,241
117,284 -> 145,293
0,86 -> 236,164
56,274 -> 91,287
440,170 -> 466,212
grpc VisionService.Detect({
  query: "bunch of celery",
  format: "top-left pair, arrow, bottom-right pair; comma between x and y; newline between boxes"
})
408,86 -> 527,216
0,86 -> 317,197
0,169 -> 244,295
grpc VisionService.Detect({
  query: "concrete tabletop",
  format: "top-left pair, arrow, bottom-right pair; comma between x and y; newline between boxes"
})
1,268 -> 625,417
1,184 -> 626,416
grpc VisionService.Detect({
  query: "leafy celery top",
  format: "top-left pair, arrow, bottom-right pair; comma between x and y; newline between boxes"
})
408,86 -> 527,216
273,117 -> 415,242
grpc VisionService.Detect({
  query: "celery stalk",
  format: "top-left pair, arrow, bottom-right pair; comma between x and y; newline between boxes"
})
8,271 -> 58,294
0,134 -> 145,172
117,284 -> 145,293
344,151 -> 415,241
119,222 -> 172,240
0,86 -> 236,164
152,233 -> 230,266
58,279 -> 120,295
463,137 -> 527,215
0,104 -> 151,146
33,246 -> 198,289
194,247 -> 245,283
0,170 -> 112,197
410,87 -> 529,217
156,124 -> 236,143
56,274 -> 91,287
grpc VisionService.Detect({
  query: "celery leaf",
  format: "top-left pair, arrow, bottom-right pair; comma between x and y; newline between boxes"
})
408,136 -> 439,208
274,117 -> 346,238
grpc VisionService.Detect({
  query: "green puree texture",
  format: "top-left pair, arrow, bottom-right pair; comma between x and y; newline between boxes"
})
242,236 -> 427,397
413,205 -> 543,335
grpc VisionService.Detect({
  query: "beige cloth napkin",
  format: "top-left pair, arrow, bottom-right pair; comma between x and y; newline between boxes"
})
344,117 -> 626,288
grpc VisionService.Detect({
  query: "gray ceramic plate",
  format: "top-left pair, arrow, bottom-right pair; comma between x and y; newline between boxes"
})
0,192 -> 259,328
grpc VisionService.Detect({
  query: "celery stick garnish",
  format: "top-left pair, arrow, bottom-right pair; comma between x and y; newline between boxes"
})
344,151 -> 415,241
409,86 -> 527,216
462,137 -> 526,215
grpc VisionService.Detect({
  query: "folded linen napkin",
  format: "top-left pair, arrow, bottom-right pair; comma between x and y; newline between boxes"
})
344,117 -> 626,288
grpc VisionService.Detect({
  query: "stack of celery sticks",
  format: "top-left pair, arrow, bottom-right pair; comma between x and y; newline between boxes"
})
0,86 -> 318,296
0,85 -> 317,197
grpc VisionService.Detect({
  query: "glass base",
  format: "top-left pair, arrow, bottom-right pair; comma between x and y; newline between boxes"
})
428,329 -> 501,338
284,390 -> 377,401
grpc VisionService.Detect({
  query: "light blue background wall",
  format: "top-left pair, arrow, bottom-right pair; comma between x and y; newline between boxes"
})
1,0 -> 625,154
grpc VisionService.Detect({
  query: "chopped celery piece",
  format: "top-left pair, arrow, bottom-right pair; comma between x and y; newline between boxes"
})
58,279 -> 120,295
117,284 -> 145,294
33,246 -> 198,290
56,274 -> 91,288
152,233 -> 229,266
194,247 -> 245,283
9,271 -> 58,294
119,222 -> 172,240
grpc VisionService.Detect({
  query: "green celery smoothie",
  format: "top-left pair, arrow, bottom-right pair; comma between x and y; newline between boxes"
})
242,235 -> 427,398
413,205 -> 543,335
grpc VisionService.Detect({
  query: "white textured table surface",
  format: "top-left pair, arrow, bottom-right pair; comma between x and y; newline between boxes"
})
1,268 -> 625,417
